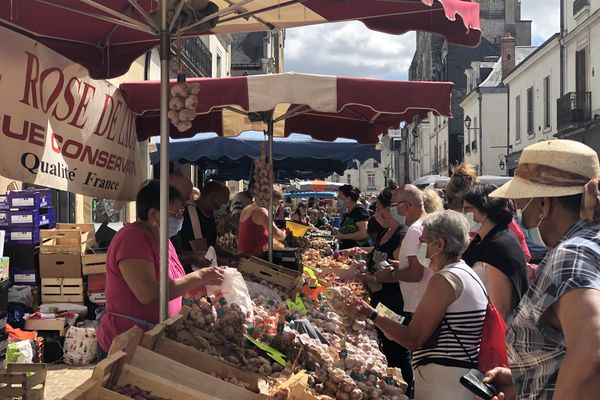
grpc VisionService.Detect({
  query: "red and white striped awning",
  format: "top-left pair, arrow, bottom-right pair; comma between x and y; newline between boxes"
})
120,72 -> 454,143
0,0 -> 481,79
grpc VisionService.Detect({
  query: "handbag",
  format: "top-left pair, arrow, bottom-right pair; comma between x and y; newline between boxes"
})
443,268 -> 509,372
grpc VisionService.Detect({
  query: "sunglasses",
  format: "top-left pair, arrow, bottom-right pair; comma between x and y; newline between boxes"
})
390,200 -> 410,207
168,208 -> 186,218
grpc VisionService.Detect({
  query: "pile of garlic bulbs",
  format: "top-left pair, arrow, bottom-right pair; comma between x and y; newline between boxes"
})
253,158 -> 273,208
168,81 -> 200,132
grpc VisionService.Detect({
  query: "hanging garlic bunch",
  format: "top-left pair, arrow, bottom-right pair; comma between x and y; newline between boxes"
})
168,77 -> 200,132
253,158 -> 273,208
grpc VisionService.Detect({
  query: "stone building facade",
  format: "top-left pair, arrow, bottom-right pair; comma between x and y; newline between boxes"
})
408,0 -> 532,175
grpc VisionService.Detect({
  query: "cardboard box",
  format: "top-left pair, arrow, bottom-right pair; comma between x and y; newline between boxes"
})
0,211 -> 8,227
0,195 -> 9,211
10,269 -> 38,286
40,253 -> 81,278
5,228 -> 41,245
8,207 -> 55,228
3,244 -> 39,270
40,224 -> 95,254
8,188 -> 51,209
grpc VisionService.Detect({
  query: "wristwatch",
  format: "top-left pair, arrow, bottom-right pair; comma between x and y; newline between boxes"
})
367,310 -> 379,322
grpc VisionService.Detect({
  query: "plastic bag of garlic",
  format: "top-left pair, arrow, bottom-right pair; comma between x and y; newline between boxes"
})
170,270 -> 408,400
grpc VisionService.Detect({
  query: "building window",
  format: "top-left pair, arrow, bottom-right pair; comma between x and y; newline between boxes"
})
543,76 -> 551,128
373,161 -> 379,168
527,87 -> 534,136
473,117 -> 478,151
516,95 -> 521,141
332,174 -> 340,183
367,173 -> 376,189
347,174 -> 352,184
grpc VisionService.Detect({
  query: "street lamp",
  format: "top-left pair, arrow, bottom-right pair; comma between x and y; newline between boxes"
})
464,115 -> 482,174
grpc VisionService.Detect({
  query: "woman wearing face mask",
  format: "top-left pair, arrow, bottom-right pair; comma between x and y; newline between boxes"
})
462,184 -> 528,322
343,211 -> 487,400
354,189 -> 414,396
335,184 -> 370,250
97,180 -> 225,359
291,203 -> 309,224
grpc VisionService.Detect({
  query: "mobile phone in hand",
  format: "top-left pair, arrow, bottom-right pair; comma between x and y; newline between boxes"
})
460,369 -> 498,400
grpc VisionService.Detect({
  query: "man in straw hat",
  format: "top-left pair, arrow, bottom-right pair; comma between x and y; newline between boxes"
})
484,139 -> 600,399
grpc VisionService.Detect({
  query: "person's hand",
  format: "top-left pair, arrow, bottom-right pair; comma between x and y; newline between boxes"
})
341,298 -> 374,320
387,259 -> 400,269
374,267 -> 394,282
341,247 -> 367,256
334,231 -> 345,240
354,270 -> 376,284
198,266 -> 226,286
483,367 -> 516,400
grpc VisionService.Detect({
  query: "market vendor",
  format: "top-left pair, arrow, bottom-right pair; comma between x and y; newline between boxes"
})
97,180 -> 225,358
229,177 -> 256,220
238,188 -> 287,257
172,180 -> 231,273
335,184 -> 370,249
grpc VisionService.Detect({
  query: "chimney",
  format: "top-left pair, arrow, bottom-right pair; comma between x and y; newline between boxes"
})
501,32 -> 516,80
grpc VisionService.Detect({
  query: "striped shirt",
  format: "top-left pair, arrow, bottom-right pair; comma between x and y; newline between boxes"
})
508,218 -> 600,399
413,261 -> 487,369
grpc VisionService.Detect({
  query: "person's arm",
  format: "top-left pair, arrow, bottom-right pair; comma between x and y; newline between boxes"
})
485,264 -> 514,321
347,274 -> 455,351
551,288 -> 600,399
119,259 -> 224,304
337,220 -> 368,241
253,207 -> 286,241
393,255 -> 425,282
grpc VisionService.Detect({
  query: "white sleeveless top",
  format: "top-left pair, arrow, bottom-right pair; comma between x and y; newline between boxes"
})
412,260 -> 488,369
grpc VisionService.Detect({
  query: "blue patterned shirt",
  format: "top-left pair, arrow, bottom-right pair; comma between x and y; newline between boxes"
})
507,219 -> 600,399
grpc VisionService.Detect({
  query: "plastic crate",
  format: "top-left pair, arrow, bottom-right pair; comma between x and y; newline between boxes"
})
5,228 -> 41,245
7,207 -> 55,228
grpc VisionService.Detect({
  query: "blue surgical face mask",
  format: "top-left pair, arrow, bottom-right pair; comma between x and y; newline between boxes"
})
389,206 -> 406,225
168,217 -> 184,237
518,199 -> 547,247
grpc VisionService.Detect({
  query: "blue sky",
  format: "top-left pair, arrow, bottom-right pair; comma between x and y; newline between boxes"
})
285,0 -> 560,80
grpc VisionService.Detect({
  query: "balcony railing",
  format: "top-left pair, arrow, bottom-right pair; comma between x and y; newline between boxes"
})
557,92 -> 592,132
179,38 -> 212,77
465,144 -> 471,154
574,0 -> 590,15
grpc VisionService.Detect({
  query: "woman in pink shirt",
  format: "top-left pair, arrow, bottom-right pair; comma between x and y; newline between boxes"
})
97,180 -> 224,355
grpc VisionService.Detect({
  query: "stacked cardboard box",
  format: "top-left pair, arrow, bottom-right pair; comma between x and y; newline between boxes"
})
39,223 -> 95,304
1,189 -> 55,286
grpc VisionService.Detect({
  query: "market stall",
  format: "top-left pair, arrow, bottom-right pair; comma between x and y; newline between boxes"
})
150,132 -> 380,181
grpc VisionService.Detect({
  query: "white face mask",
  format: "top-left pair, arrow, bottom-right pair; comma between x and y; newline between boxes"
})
390,206 -> 406,225
464,212 -> 481,233
416,241 -> 441,268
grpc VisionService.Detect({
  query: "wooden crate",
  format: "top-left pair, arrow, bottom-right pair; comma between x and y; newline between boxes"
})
24,318 -> 66,336
41,277 -> 84,303
238,257 -> 303,291
65,327 -> 262,400
40,224 -> 95,255
141,309 -> 270,398
0,363 -> 47,400
82,253 -> 107,275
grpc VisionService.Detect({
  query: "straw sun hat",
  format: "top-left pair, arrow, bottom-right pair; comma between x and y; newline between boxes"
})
490,139 -> 600,199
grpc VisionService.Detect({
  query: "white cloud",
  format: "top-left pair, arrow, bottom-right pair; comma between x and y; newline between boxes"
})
285,21 -> 415,80
521,0 -> 561,45
284,1 -> 561,79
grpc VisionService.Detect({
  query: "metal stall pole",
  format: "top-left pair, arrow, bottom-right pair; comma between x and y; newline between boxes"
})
159,0 -> 170,322
267,119 -> 274,263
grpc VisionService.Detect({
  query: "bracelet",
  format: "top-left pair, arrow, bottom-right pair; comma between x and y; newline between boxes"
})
391,269 -> 398,281
368,310 -> 379,322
